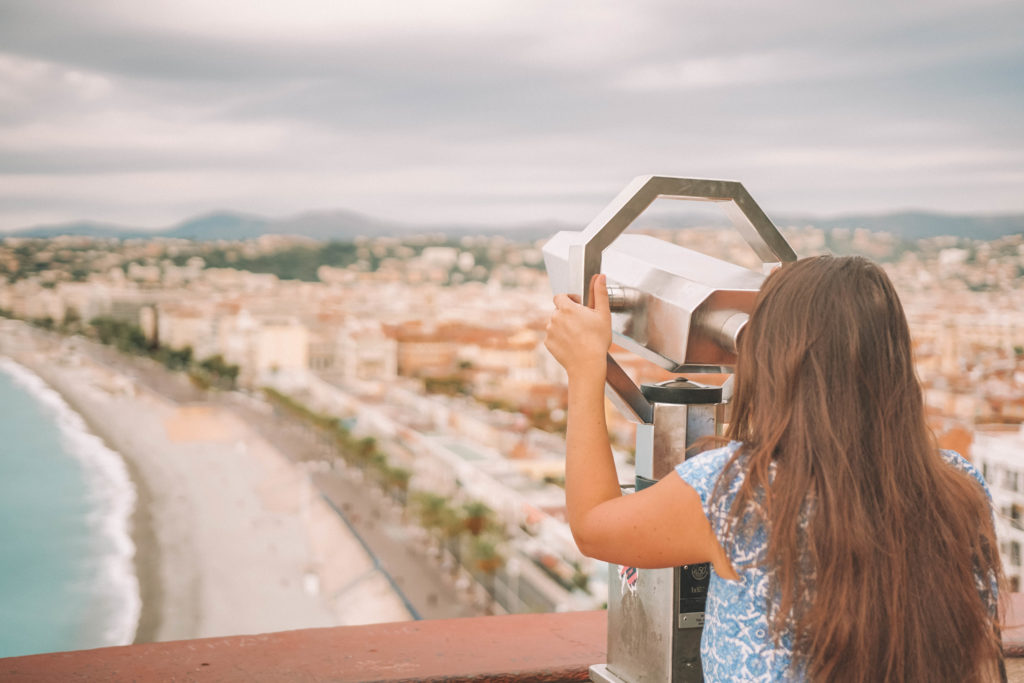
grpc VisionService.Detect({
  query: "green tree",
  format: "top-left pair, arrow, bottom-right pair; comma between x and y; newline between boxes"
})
571,563 -> 590,592
384,466 -> 412,506
424,375 -> 469,396
353,436 -> 378,462
197,354 -> 240,389
469,535 -> 504,576
462,500 -> 495,536
411,491 -> 450,530
88,317 -> 150,355
61,307 -> 82,332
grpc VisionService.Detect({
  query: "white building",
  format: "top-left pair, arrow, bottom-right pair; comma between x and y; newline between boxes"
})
156,301 -> 219,357
972,427 -> 1024,591
336,322 -> 398,381
215,309 -> 309,389
256,318 -> 310,387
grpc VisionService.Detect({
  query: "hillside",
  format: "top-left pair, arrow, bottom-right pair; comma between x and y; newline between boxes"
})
7,208 -> 1022,243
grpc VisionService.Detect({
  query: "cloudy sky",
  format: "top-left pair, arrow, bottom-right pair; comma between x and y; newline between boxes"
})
0,0 -> 1021,231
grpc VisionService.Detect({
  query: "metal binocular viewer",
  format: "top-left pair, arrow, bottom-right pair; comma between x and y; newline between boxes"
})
543,176 -> 796,682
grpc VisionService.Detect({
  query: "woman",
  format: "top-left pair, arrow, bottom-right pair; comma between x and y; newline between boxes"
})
545,255 -> 1004,681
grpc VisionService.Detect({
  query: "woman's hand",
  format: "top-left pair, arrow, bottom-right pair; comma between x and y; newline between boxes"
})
544,274 -> 612,381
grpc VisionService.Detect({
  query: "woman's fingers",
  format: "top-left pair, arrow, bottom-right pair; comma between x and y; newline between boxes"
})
555,274 -> 607,312
588,274 -> 609,314
553,293 -> 579,310
545,275 -> 614,377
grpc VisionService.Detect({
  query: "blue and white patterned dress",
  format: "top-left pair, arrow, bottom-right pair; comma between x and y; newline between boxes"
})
675,441 -> 994,682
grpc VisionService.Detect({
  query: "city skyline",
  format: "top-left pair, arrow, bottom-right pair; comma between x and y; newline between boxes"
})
1,0 -> 1022,231
1,214 -> 1022,658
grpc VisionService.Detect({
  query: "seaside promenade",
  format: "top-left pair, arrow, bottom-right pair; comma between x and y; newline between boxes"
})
80,333 -> 491,621
0,320 -> 484,651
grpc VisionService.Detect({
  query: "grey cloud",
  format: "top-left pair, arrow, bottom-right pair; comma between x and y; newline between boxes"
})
0,0 -> 1020,228
0,148 -> 246,175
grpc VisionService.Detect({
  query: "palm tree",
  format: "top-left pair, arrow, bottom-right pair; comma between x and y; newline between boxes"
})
411,492 -> 468,569
354,436 -> 378,462
571,562 -> 590,592
462,500 -> 494,536
384,466 -> 412,507
366,452 -> 389,486
469,534 -> 506,613
411,491 -> 449,532
470,536 -> 504,574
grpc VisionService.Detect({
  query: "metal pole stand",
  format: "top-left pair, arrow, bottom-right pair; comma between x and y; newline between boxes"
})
590,379 -> 722,683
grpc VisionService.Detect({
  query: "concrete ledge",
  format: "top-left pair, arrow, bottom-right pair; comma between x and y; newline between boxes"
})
5,595 -> 1024,682
0,611 -> 607,682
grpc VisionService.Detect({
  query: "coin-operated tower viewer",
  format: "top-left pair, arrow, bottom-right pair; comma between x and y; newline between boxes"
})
543,176 -> 797,683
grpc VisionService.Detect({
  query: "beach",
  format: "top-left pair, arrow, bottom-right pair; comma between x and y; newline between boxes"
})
0,320 -> 411,646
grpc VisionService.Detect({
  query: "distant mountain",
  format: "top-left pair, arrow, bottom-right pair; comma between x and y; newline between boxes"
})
6,208 -> 1022,243
8,209 -> 395,241
164,211 -> 271,240
266,209 -> 405,241
10,220 -> 154,240
7,209 -> 571,243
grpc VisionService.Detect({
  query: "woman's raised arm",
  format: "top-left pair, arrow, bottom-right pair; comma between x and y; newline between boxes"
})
545,275 -> 731,574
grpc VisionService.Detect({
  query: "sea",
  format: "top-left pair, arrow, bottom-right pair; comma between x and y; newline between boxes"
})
0,357 -> 140,658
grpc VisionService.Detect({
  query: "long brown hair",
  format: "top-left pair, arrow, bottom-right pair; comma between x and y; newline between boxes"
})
722,255 -> 1005,681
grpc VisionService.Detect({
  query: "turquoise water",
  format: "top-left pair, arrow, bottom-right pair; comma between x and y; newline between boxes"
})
0,358 -> 139,657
